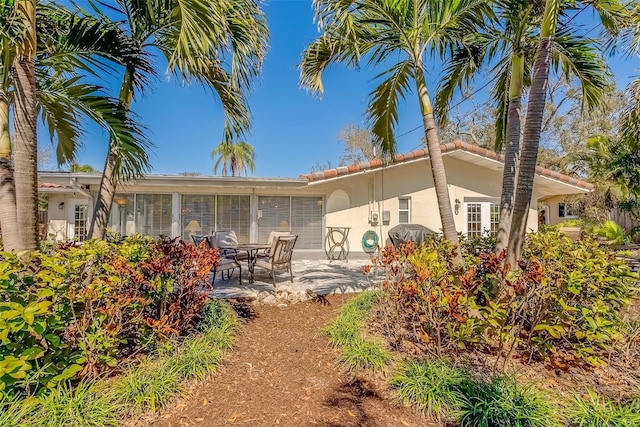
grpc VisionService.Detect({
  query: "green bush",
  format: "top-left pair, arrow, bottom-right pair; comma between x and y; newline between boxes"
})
457,375 -> 560,427
567,391 -> 640,427
0,235 -> 219,396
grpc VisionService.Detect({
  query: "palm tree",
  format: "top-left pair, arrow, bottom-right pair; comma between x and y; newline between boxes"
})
507,0 -> 632,265
88,0 -> 268,239
436,0 -> 612,253
12,0 -> 38,250
300,0 -> 492,257
0,3 -> 148,251
212,137 -> 256,176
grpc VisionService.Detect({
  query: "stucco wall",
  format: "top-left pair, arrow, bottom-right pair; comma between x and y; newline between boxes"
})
318,156 -> 539,254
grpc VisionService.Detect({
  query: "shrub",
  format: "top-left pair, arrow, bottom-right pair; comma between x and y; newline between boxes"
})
371,238 -> 483,356
390,358 -> 465,422
371,231 -> 639,367
0,235 -> 219,396
457,375 -> 560,427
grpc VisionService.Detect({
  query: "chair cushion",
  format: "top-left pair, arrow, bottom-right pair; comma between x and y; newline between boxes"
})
216,231 -> 238,248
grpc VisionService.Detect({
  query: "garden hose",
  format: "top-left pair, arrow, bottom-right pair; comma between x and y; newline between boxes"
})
361,230 -> 379,254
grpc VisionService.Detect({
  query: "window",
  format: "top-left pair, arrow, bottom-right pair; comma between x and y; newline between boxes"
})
181,194 -> 250,242
257,196 -> 323,249
74,205 -> 88,241
558,202 -> 579,218
490,204 -> 500,234
399,197 -> 411,224
108,194 -> 172,238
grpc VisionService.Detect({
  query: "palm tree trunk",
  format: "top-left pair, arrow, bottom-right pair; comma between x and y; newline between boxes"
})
507,0 -> 558,266
414,64 -> 461,262
0,95 -> 20,251
88,145 -> 118,239
495,54 -> 524,253
89,76 -> 134,240
12,0 -> 37,251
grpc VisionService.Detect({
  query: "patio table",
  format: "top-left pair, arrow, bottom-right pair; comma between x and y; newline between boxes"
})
221,243 -> 270,283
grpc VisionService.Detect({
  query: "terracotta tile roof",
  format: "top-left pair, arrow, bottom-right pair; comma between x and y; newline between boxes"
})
38,182 -> 70,189
300,140 -> 594,191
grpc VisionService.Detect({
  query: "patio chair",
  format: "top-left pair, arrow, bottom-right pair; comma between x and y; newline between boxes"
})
253,235 -> 298,286
210,255 -> 242,285
256,231 -> 293,259
193,234 -> 241,284
192,234 -> 212,248
214,230 -> 249,261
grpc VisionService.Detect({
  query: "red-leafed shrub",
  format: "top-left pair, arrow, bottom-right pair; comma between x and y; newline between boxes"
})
0,235 -> 219,396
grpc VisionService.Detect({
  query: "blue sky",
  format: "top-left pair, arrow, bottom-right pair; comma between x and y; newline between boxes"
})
47,1 -> 640,178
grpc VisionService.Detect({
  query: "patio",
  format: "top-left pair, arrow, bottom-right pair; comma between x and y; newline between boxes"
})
208,256 -> 378,303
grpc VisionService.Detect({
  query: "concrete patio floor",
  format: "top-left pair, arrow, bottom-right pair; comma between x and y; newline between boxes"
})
208,256 -> 380,303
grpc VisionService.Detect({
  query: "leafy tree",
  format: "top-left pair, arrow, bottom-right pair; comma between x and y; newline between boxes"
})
88,0 -> 268,239
337,124 -> 379,165
0,3 -> 146,251
300,0 -> 493,258
211,138 -> 256,177
69,163 -> 98,173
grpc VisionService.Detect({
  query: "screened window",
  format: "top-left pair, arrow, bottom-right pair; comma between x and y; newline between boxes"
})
467,203 -> 482,238
181,194 -> 250,242
136,194 -> 172,238
399,197 -> 411,224
74,205 -> 88,241
257,196 -> 323,249
108,194 -> 172,238
216,195 -> 251,242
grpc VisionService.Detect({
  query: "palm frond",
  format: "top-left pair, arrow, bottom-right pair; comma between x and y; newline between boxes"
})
367,60 -> 413,156
435,32 -> 492,127
552,27 -> 611,112
36,71 -> 151,178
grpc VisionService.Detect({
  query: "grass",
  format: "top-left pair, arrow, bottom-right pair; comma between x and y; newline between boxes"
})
457,375 -> 560,427
6,299 -> 239,425
26,380 -> 123,427
390,358 -> 466,422
112,357 -> 184,414
323,290 -> 390,372
0,394 -> 37,426
567,390 -> 640,427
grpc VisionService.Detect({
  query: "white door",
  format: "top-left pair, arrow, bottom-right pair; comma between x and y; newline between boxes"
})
464,202 -> 499,238
66,199 -> 90,241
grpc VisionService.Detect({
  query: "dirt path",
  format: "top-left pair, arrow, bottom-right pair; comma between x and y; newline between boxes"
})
147,294 -> 433,427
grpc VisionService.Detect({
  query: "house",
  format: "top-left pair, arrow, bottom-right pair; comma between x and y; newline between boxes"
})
38,141 -> 593,255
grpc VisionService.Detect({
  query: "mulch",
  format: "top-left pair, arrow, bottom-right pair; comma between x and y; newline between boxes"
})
141,294 -> 436,427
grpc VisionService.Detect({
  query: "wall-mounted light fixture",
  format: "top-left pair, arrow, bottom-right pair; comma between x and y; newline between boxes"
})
58,202 -> 65,210
454,198 -> 461,215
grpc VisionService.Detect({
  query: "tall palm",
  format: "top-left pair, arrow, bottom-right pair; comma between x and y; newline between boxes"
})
212,137 -> 256,177
0,3 -> 148,251
88,0 -> 268,239
300,0 -> 492,257
12,0 -> 37,250
507,0 -> 632,265
436,0 -> 611,253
